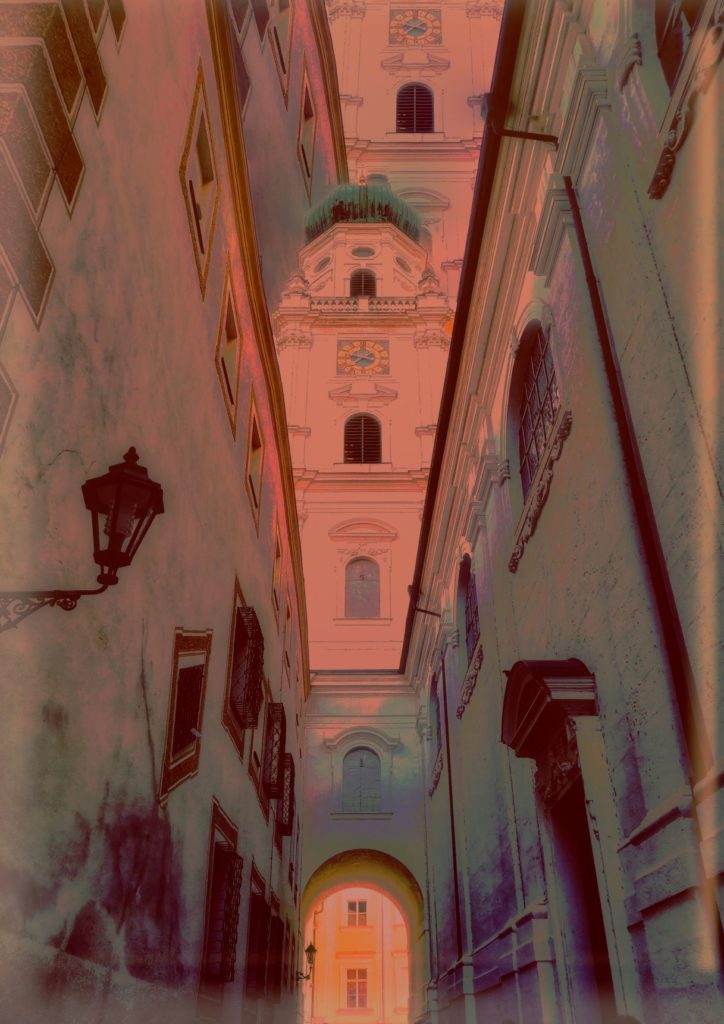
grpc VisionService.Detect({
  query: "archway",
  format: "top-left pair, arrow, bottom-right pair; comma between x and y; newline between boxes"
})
301,850 -> 426,1024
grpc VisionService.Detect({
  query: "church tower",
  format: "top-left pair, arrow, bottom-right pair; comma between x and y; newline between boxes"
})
275,4 -> 501,670
275,179 -> 450,668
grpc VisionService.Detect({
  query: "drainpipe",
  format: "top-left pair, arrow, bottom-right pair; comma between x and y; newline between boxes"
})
440,656 -> 463,963
562,176 -> 713,786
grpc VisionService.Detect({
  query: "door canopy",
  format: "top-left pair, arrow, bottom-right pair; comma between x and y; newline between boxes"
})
501,658 -> 596,759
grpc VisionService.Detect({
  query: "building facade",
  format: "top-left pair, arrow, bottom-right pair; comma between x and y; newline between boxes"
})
0,1 -> 344,1022
404,1 -> 723,1023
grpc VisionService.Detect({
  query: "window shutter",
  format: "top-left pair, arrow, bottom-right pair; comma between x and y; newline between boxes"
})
263,702 -> 287,798
350,269 -> 376,297
266,914 -> 285,1000
246,892 -> 271,997
203,841 -> 243,983
171,663 -> 204,757
344,415 -> 381,464
343,748 -> 381,811
396,83 -> 434,132
278,753 -> 295,836
230,606 -> 265,728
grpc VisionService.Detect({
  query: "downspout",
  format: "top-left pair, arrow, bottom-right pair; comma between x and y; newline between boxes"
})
399,0 -> 526,673
440,656 -> 463,963
562,176 -> 713,786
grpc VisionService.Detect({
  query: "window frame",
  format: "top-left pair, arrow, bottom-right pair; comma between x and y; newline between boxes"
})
222,579 -> 265,760
297,66 -> 316,196
244,395 -> 264,525
344,556 -> 381,619
342,746 -> 382,813
343,412 -> 382,464
345,967 -> 369,1009
349,268 -> 377,297
215,261 -> 243,437
199,801 -> 243,993
396,81 -> 434,133
159,628 -> 213,801
179,62 -> 220,296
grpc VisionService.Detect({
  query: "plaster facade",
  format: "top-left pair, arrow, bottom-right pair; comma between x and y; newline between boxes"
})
0,1 -> 344,1021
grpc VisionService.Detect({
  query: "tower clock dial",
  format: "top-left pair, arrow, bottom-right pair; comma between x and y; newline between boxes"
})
337,340 -> 390,376
389,8 -> 442,46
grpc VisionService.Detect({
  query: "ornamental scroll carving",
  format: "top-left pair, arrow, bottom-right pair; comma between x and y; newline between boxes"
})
508,411 -> 573,573
428,748 -> 443,796
535,718 -> 581,808
616,33 -> 642,91
649,3 -> 724,199
466,0 -> 503,19
456,641 -> 484,718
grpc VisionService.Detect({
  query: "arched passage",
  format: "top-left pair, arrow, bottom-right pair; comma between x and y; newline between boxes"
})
301,850 -> 426,1024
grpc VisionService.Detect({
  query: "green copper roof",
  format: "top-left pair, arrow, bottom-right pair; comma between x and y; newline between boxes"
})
305,181 -> 420,243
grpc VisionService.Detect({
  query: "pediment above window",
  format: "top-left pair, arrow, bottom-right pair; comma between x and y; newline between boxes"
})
329,519 -> 398,542
381,51 -> 450,75
328,381 -> 398,406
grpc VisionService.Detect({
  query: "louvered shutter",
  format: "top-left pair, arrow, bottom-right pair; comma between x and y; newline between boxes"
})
263,703 -> 286,798
230,606 -> 264,728
342,748 -> 381,811
278,753 -> 295,836
396,83 -> 434,132
203,841 -> 243,982
344,415 -> 381,464
350,269 -> 376,297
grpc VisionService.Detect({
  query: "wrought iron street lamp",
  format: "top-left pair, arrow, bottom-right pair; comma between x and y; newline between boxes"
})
296,942 -> 317,981
0,447 -> 164,632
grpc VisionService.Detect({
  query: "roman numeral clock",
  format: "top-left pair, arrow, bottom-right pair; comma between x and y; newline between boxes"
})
389,8 -> 442,46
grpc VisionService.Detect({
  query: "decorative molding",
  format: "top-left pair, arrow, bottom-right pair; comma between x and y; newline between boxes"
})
326,0 -> 366,20
554,63 -> 610,184
535,718 -> 581,808
330,519 -> 398,541
649,5 -> 724,199
529,176 -> 574,285
508,410 -> 573,573
428,748 -> 443,795
275,327 -> 313,351
323,726 -> 400,752
327,380 -> 398,406
466,0 -> 503,19
456,641 -> 484,718
414,327 -> 449,349
616,33 -> 642,92
497,459 -> 510,485
381,50 -> 451,75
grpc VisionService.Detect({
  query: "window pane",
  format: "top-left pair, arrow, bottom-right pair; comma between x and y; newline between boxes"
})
345,558 -> 380,617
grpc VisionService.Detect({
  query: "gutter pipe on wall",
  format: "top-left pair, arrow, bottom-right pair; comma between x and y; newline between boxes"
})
399,0 -> 526,673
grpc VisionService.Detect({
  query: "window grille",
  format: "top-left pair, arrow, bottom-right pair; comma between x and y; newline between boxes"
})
396,83 -> 434,132
350,269 -> 377,297
344,414 -> 381,463
262,702 -> 287,798
345,558 -> 380,618
203,841 -> 244,983
464,569 -> 480,664
246,891 -> 271,997
342,747 -> 381,812
656,1 -> 703,90
278,752 -> 295,836
266,914 -> 285,1001
171,663 -> 204,758
518,326 -> 560,499
229,606 -> 265,729
347,968 -> 368,1008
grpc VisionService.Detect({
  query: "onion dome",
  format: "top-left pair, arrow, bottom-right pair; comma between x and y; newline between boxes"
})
305,174 -> 420,243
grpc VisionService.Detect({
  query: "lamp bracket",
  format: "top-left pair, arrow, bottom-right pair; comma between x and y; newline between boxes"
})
0,585 -> 108,633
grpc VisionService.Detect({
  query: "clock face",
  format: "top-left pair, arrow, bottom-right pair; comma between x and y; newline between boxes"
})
389,8 -> 442,46
337,340 -> 390,376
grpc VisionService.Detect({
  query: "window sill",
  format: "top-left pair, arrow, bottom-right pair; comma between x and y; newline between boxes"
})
331,811 -> 393,820
508,409 -> 572,573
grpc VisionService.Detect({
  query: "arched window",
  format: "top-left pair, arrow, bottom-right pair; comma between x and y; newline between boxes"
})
517,324 -> 560,499
344,414 -> 382,464
655,1 -> 703,91
342,747 -> 381,812
396,83 -> 434,133
345,558 -> 380,618
350,269 -> 377,297
457,555 -> 480,665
